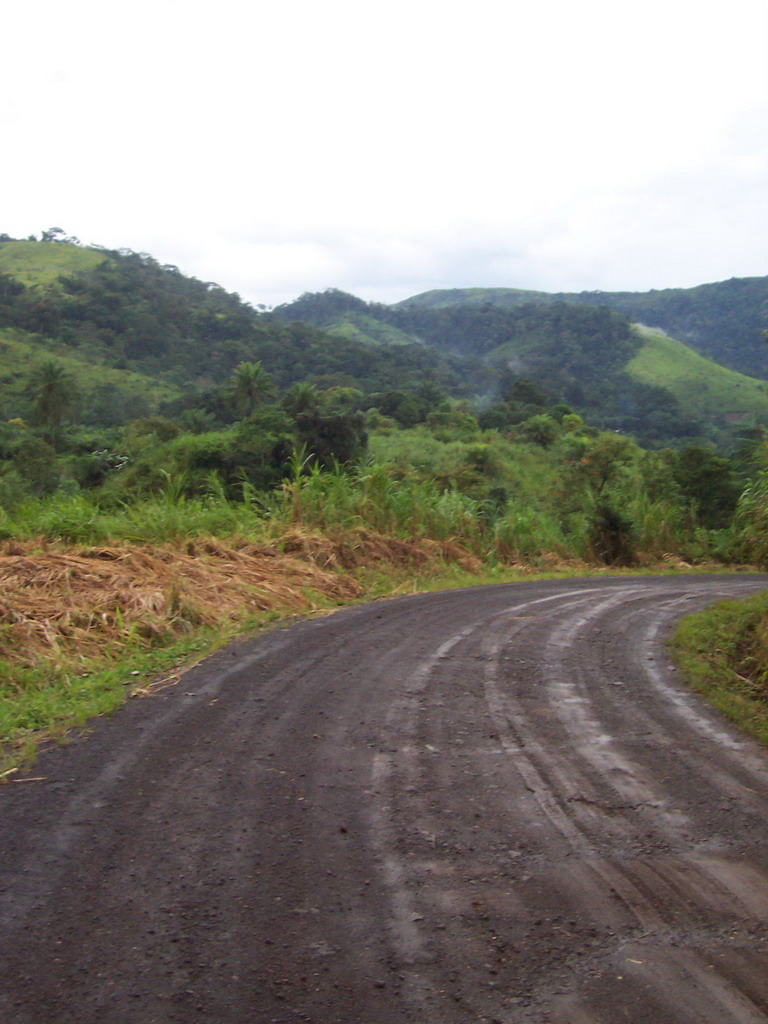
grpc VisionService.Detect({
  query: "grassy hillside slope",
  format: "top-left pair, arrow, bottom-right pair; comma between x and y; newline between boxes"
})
0,239 -> 109,287
4,238 -> 767,450
396,287 -> 552,310
280,291 -> 768,447
0,326 -> 179,411
628,326 -> 768,430
317,313 -> 424,348
0,241 -> 466,403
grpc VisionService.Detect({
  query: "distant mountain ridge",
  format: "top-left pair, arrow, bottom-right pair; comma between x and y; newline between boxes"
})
395,277 -> 768,380
0,239 -> 463,417
1,234 -> 766,450
273,281 -> 768,447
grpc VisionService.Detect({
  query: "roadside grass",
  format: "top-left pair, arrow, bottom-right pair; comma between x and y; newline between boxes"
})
0,491 -> 260,544
0,532 -> 520,775
669,591 -> 768,746
0,471 -> 757,775
0,613 -> 284,780
0,526 -> 370,774
0,526 -> 489,774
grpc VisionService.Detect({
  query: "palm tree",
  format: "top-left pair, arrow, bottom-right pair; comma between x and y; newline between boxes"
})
281,381 -> 318,418
26,361 -> 79,447
226,361 -> 276,418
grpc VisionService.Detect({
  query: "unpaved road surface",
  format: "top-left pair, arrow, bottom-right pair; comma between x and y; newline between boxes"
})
3,575 -> 768,1023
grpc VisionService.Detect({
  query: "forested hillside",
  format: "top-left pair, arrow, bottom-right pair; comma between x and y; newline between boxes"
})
273,287 -> 768,448
0,232 -> 754,525
396,277 -> 768,379
0,239 -> 460,404
3,236 -> 766,451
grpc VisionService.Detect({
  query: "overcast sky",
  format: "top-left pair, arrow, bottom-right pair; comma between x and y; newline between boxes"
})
3,0 -> 766,308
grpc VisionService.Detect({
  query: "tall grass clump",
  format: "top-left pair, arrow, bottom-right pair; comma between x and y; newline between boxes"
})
632,495 -> 688,559
731,472 -> 768,567
0,493 -> 113,544
492,503 -> 571,562
0,476 -> 266,545
279,459 -> 488,550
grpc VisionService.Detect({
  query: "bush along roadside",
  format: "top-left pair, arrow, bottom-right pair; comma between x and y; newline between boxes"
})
669,591 -> 768,746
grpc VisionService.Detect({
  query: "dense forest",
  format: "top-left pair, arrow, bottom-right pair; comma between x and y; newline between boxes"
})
3,234 -> 766,450
272,287 -> 768,448
0,241 -> 461,398
393,278 -> 768,379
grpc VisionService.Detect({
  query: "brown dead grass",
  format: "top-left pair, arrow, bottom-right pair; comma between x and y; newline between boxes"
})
0,528 -> 479,668
277,526 -> 482,573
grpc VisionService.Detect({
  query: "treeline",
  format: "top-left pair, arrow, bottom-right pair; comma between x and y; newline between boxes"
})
2,238 -> 761,451
0,242 -> 463,398
272,289 -> 711,444
574,278 -> 768,380
2,235 -> 768,571
389,277 -> 768,380
1,346 -> 764,571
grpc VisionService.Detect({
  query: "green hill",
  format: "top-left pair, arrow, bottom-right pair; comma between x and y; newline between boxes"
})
3,236 -> 767,450
396,287 -> 553,311
275,288 -> 768,448
312,313 -> 424,348
399,278 -> 768,379
0,239 -> 109,287
0,326 -> 179,424
627,326 -> 768,430
0,239 -> 464,429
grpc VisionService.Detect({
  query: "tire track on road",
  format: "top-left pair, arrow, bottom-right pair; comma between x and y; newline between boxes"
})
3,575 -> 768,1024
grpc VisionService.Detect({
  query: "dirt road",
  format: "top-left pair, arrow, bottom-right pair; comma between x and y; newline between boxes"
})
3,575 -> 768,1023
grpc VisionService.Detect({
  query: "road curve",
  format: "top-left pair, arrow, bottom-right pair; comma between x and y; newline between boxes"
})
3,574 -> 768,1023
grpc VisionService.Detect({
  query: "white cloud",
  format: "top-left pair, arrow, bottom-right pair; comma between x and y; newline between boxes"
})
2,0 -> 766,306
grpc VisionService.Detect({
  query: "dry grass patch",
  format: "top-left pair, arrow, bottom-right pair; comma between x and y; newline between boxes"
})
0,536 -> 361,667
0,528 -> 482,669
0,526 -> 488,768
277,526 -> 482,573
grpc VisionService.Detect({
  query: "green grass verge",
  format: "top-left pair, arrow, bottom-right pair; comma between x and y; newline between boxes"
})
0,491 -> 262,544
0,560 -> 519,775
669,591 -> 768,745
0,607 -> 294,778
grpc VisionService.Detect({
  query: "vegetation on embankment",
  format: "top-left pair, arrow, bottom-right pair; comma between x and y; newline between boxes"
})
0,448 -> 762,777
0,515 -> 741,779
670,591 -> 768,747
1,389 -> 766,777
0,526 -> 457,774
1,504 -> 575,777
